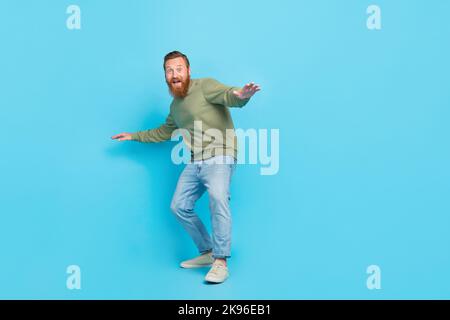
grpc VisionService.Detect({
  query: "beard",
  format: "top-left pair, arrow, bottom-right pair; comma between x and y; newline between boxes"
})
167,75 -> 191,99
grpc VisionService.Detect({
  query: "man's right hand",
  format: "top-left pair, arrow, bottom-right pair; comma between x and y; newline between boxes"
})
111,132 -> 134,141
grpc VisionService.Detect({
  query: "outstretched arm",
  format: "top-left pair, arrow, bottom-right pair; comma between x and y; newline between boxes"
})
111,113 -> 177,143
202,78 -> 261,108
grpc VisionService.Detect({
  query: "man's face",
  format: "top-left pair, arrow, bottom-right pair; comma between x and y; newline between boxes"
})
165,57 -> 191,98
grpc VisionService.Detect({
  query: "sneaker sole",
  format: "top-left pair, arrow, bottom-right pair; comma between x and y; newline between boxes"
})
205,275 -> 229,283
180,263 -> 213,269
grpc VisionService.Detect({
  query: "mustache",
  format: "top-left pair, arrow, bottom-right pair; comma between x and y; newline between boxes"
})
170,78 -> 184,84
167,76 -> 190,98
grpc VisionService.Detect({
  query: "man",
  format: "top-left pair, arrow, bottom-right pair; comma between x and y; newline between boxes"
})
112,51 -> 260,283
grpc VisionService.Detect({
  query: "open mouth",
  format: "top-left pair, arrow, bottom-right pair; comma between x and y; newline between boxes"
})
172,79 -> 182,85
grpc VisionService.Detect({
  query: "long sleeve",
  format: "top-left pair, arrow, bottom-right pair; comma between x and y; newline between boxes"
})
201,78 -> 250,108
131,112 -> 177,143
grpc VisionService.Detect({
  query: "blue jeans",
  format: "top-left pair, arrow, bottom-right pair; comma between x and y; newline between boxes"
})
170,155 -> 236,259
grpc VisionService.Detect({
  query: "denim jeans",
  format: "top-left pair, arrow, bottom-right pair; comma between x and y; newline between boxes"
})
170,155 -> 236,259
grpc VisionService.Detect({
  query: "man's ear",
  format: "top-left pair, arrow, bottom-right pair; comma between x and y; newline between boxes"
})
188,67 -> 191,77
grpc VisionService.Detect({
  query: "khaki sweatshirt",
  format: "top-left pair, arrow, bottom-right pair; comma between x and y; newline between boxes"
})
131,78 -> 250,161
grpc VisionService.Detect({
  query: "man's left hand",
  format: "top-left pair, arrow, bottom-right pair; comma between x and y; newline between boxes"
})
233,82 -> 261,100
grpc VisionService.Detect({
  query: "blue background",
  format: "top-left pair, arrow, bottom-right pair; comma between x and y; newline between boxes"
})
1,0 -> 449,299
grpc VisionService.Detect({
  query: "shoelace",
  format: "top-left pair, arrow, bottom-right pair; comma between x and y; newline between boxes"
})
210,264 -> 226,275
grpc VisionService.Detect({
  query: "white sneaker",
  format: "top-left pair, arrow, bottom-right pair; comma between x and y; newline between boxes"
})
205,261 -> 229,283
180,252 -> 214,268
